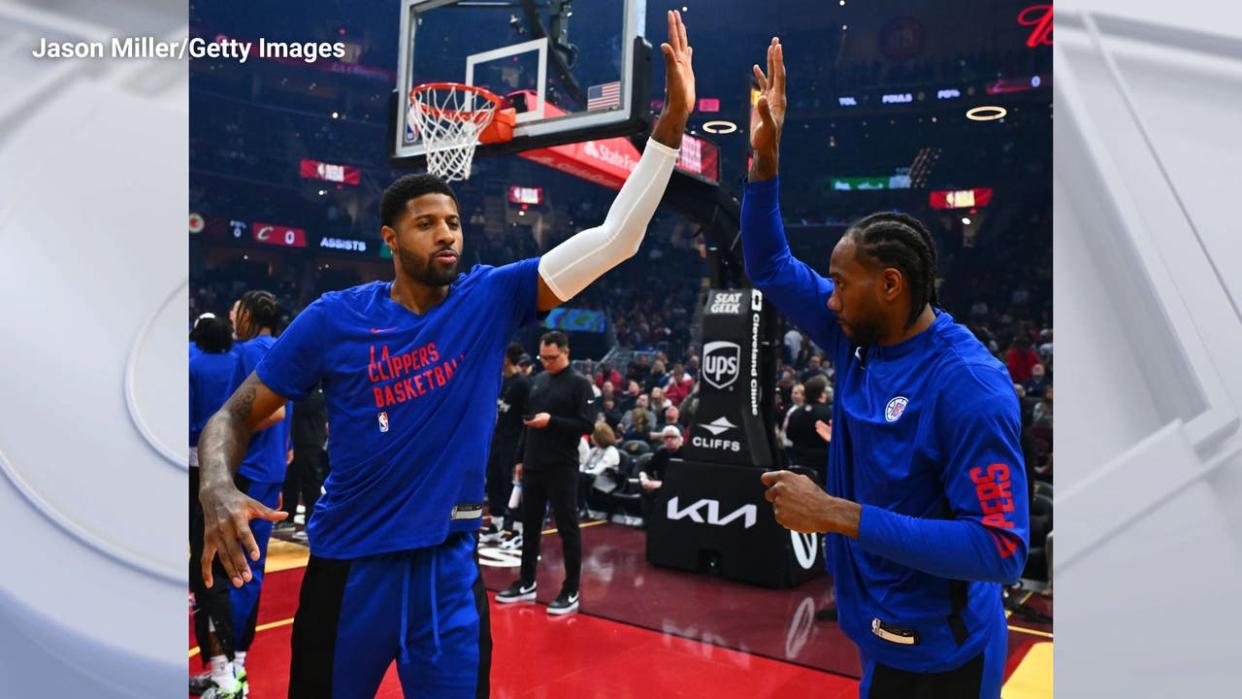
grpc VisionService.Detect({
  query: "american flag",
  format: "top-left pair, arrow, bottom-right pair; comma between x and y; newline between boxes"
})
587,81 -> 622,111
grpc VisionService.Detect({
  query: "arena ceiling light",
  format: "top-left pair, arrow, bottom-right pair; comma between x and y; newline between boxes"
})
966,105 -> 1007,121
702,120 -> 738,134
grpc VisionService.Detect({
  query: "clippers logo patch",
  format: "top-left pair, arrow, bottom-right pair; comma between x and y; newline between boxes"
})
884,396 -> 909,423
377,411 -> 389,433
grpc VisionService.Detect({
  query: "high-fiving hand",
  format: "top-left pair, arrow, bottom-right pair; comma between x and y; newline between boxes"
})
749,38 -> 786,179
660,10 -> 695,118
651,10 -> 695,149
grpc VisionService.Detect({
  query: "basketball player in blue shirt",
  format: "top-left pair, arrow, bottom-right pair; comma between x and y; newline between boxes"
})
747,39 -> 1029,698
197,11 -> 696,697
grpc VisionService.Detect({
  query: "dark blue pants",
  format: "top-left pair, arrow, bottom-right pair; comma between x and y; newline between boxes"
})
288,532 -> 491,698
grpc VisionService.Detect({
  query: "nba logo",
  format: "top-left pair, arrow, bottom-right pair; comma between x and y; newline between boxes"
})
884,396 -> 909,423
378,411 -> 390,433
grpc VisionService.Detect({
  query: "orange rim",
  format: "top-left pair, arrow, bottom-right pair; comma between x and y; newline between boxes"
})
409,82 -> 503,121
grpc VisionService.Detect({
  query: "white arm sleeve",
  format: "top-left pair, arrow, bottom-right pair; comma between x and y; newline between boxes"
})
537,138 -> 680,301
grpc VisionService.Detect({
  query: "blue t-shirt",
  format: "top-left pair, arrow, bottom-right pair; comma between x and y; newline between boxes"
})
255,259 -> 541,558
232,335 -> 293,485
189,346 -> 239,448
742,178 -> 1029,673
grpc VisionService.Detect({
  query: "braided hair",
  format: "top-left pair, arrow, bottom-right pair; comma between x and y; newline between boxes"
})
845,212 -> 939,327
235,290 -> 280,340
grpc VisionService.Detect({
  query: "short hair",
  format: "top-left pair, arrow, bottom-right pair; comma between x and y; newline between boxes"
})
540,330 -> 569,349
380,174 -> 459,229
236,290 -> 280,338
805,375 -> 829,404
660,425 -> 682,440
191,314 -> 233,354
592,421 -> 616,448
505,342 -> 524,365
845,212 -> 939,327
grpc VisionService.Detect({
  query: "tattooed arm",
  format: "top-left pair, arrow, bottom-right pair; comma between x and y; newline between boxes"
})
197,371 -> 290,588
254,403 -> 286,431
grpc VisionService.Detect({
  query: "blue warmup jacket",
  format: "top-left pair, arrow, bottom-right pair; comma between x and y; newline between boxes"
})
742,177 -> 1029,674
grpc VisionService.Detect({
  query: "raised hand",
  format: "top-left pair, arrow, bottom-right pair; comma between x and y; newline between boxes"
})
660,10 -> 695,119
652,10 -> 695,149
750,37 -> 786,179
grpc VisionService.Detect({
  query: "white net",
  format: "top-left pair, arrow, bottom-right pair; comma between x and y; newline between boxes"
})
409,84 -> 499,182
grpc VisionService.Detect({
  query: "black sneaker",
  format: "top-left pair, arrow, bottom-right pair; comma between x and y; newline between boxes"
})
498,531 -> 523,551
496,580 -> 537,604
189,671 -> 213,695
547,589 -> 580,615
478,524 -> 503,544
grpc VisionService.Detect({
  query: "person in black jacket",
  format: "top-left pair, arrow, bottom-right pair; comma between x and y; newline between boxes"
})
281,383 -> 327,535
785,375 -> 832,480
497,331 -> 596,615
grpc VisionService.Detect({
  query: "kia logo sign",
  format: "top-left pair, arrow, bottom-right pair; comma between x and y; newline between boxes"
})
791,531 -> 818,570
666,497 -> 756,529
702,341 -> 740,390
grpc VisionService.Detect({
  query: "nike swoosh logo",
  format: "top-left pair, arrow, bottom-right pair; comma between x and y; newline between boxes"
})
370,326 -> 399,334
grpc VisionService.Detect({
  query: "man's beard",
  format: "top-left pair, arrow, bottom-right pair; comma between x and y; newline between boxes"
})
397,241 -> 459,287
840,316 -> 883,348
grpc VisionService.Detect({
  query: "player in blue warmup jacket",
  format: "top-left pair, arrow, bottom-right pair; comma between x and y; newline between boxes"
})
225,290 -> 293,684
189,313 -> 245,696
197,12 -> 697,697
747,39 -> 1029,699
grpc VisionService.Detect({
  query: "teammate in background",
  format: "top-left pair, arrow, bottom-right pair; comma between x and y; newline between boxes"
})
481,342 -> 530,544
188,313 -> 243,698
197,11 -> 695,696
224,290 -> 292,687
746,39 -> 1028,698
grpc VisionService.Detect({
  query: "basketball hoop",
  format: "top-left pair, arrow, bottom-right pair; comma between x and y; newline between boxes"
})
408,82 -> 515,181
